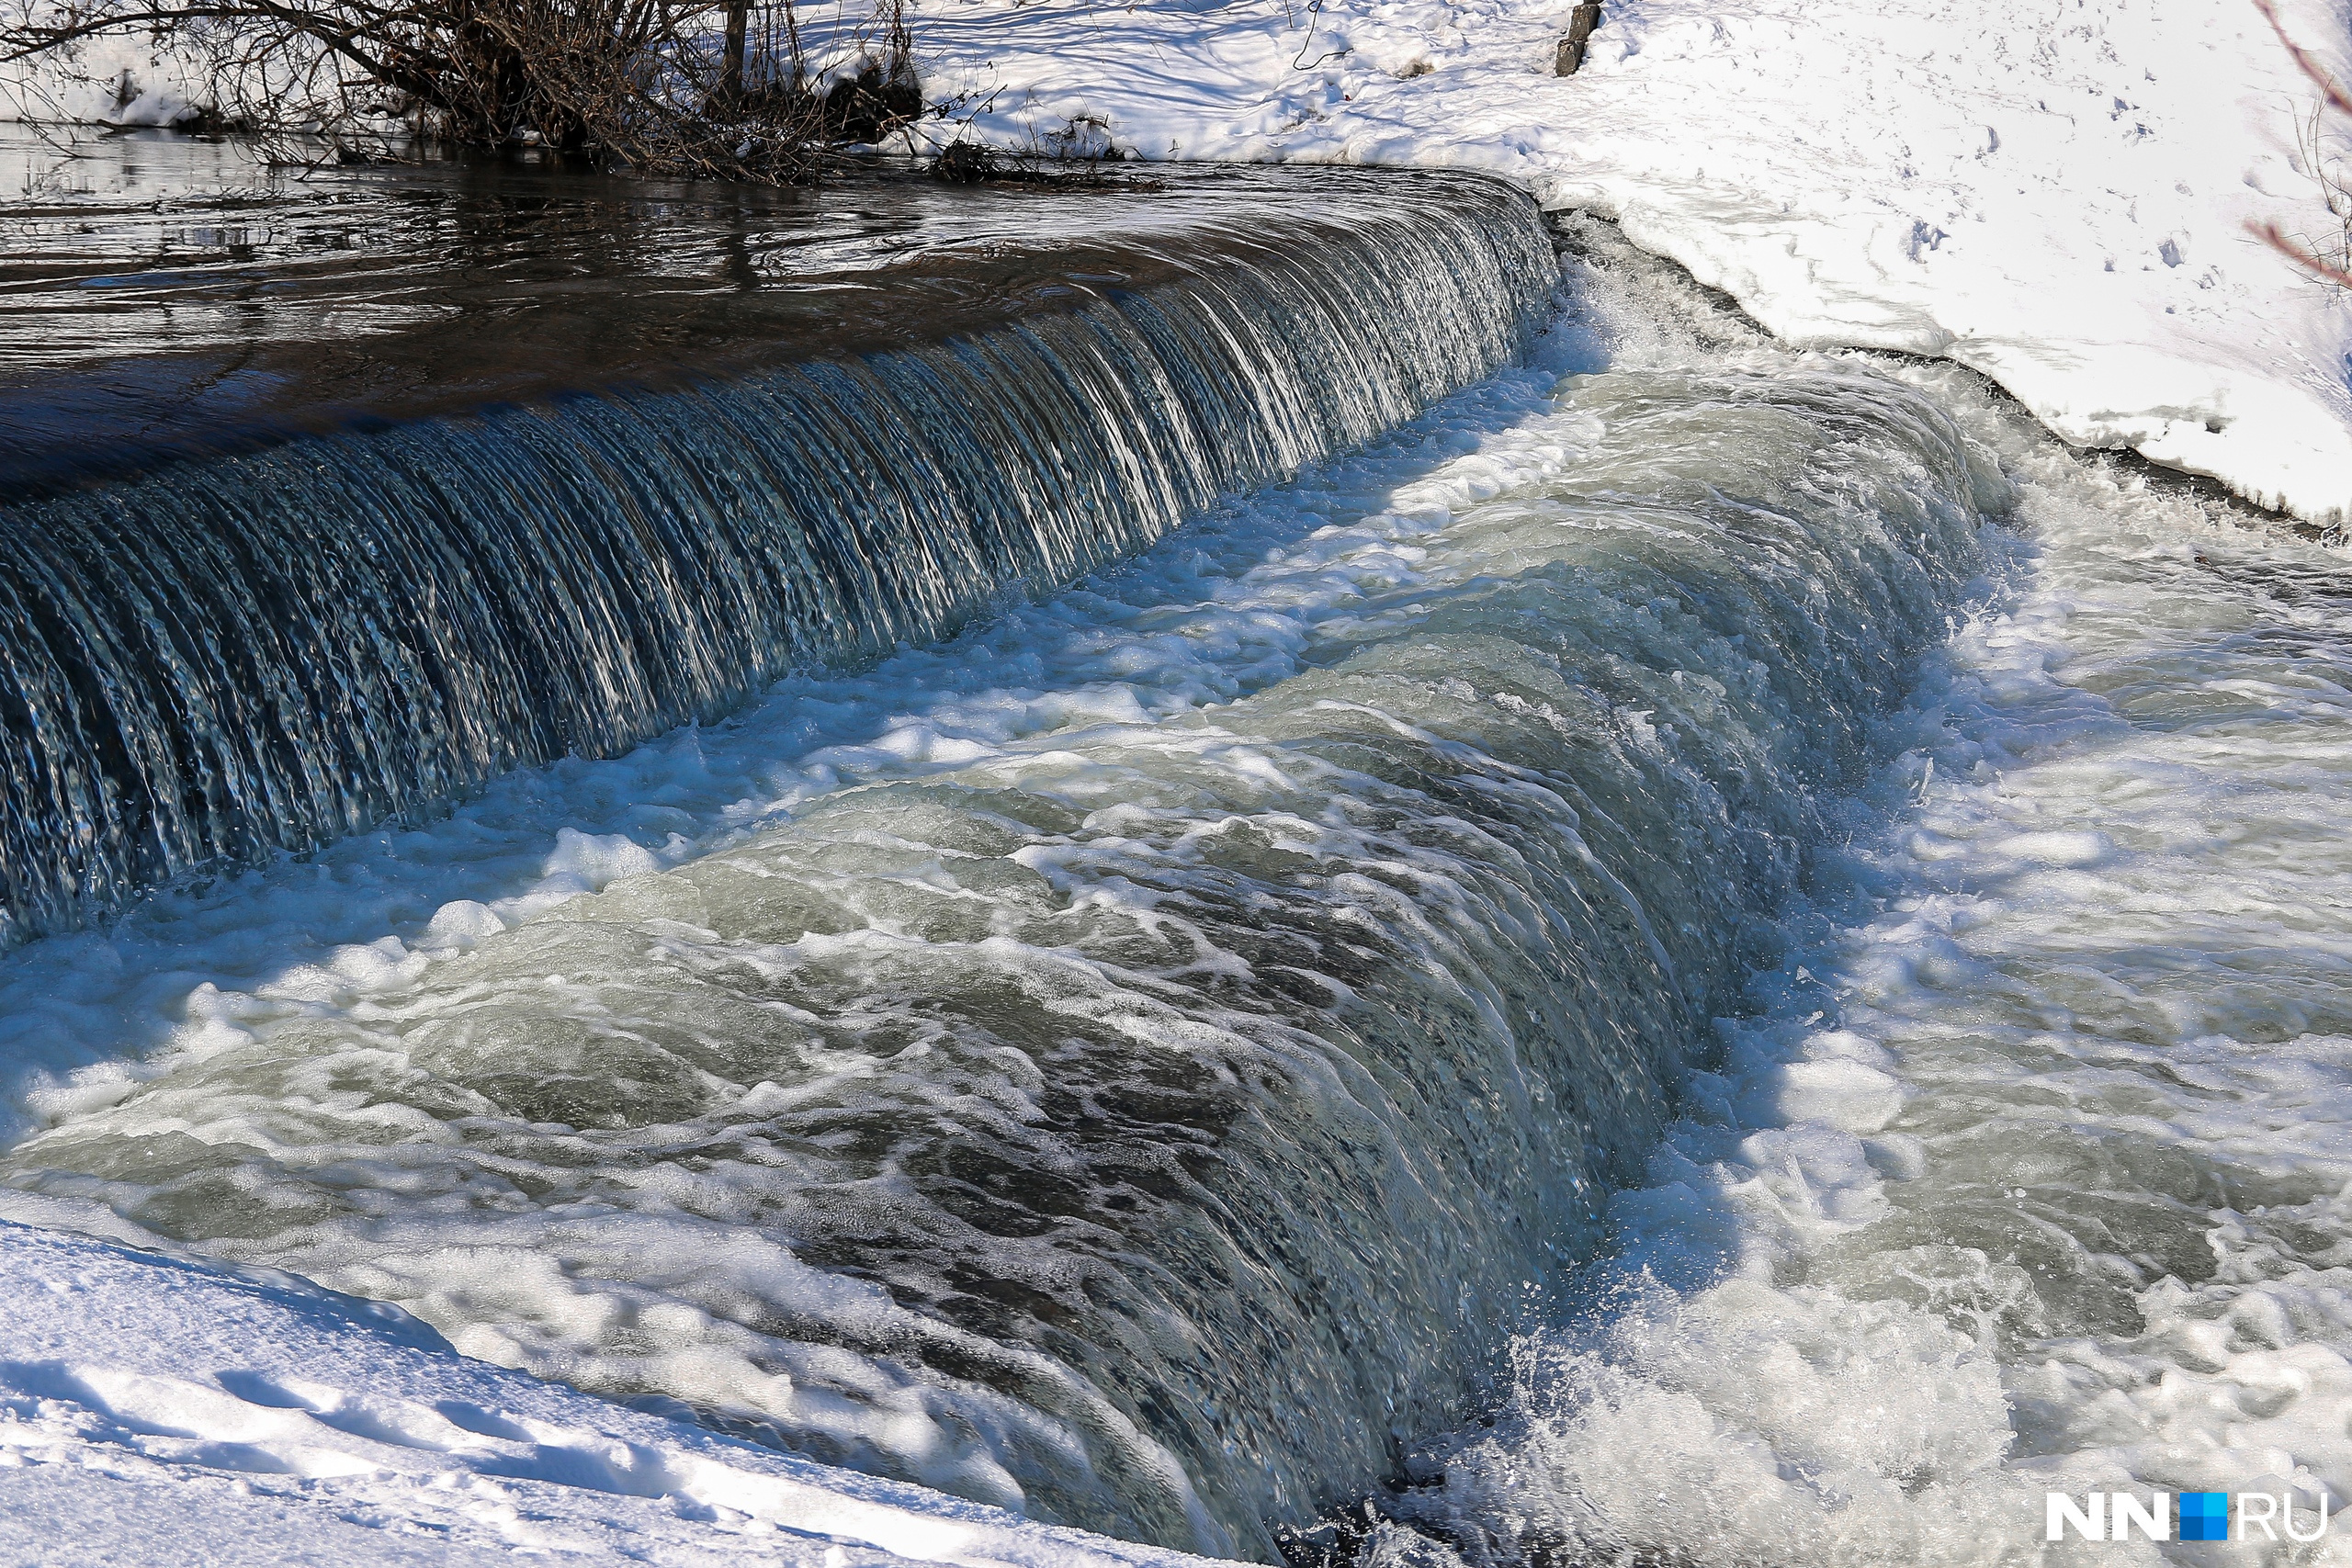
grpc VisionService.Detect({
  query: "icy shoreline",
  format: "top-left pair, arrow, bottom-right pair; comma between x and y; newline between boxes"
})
15,0 -> 2348,525
0,1221 -> 1229,1568
885,0 -> 2352,528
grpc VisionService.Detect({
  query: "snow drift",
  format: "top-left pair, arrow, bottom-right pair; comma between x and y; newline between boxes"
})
893,0 -> 2352,526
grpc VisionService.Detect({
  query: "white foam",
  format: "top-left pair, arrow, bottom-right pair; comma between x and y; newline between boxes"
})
1393,332 -> 2352,1561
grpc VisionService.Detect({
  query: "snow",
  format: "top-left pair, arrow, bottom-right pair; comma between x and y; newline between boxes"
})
0,1219 -> 1223,1568
0,33 -> 202,127
2,0 -> 2350,1558
13,0 -> 2349,518
874,0 -> 2352,525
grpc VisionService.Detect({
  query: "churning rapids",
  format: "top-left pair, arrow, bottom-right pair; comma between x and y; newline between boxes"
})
1,134 -> 2348,1568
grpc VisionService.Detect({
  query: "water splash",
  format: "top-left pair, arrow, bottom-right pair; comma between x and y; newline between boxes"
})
0,222 -> 2005,1554
1380,230 -> 2352,1568
0,172 -> 1553,945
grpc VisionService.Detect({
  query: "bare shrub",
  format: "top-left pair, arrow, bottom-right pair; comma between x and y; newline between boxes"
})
2251,0 -> 2352,288
0,0 -> 922,181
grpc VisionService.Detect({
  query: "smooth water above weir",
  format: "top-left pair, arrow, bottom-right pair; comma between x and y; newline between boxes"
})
0,131 -> 1554,944
0,132 -> 1545,484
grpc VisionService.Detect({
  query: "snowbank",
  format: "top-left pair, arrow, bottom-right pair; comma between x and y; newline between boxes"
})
0,34 -> 210,126
0,1220 -> 1223,1568
892,0 -> 2352,526
13,0 -> 2346,520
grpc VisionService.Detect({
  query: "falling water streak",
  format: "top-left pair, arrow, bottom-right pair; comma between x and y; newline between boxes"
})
0,178 -> 1555,947
0,218 -> 2015,1557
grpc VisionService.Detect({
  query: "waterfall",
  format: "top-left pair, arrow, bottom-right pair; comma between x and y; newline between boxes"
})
0,174 -> 1555,946
0,233 -> 2008,1554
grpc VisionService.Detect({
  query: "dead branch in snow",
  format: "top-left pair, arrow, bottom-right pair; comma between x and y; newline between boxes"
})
2250,0 -> 2352,288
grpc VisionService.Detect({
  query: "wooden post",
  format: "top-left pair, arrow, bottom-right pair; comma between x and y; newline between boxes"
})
720,0 -> 749,112
1555,3 -> 1602,74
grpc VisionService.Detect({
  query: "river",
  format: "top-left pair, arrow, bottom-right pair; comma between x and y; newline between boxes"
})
0,129 -> 2343,1566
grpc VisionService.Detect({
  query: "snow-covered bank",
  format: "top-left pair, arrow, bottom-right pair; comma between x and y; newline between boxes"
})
17,0 -> 2346,522
893,0 -> 2352,526
0,32 -> 205,127
0,1220 -> 1224,1568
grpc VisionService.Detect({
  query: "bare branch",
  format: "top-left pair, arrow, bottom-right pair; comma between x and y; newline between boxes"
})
2254,0 -> 2352,119
2247,0 -> 2352,290
2254,220 -> 2352,288
0,0 -> 920,180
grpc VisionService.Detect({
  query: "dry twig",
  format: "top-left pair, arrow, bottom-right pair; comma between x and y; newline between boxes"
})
2250,0 -> 2352,288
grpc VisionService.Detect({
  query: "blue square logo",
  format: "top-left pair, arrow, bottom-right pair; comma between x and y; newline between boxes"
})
2179,1492 -> 2230,1542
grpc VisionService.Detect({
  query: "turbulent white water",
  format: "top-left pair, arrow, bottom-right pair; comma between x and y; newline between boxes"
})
0,211 -> 2004,1557
1,209 -> 2343,1567
1374,243 -> 2352,1566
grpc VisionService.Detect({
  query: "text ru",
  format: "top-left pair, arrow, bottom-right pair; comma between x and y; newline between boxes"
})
2046,1491 -> 2333,1543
